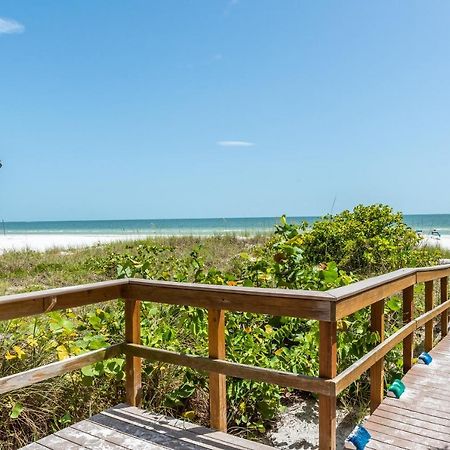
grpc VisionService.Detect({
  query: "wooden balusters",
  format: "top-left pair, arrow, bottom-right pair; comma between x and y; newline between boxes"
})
319,321 -> 337,450
208,308 -> 227,432
370,299 -> 385,413
425,281 -> 434,352
441,277 -> 448,339
125,299 -> 142,407
402,286 -> 414,373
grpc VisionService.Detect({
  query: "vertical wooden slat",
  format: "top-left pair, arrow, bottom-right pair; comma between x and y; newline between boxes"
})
208,308 -> 227,432
319,321 -> 337,450
125,299 -> 142,407
370,299 -> 385,413
402,286 -> 414,373
441,277 -> 448,339
425,281 -> 434,352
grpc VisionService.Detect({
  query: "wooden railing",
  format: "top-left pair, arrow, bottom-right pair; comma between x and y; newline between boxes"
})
0,264 -> 449,450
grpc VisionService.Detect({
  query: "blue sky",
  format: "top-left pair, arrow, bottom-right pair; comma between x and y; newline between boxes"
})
1,1 -> 450,221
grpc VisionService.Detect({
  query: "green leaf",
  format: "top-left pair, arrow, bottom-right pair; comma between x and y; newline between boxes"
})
10,403 -> 23,419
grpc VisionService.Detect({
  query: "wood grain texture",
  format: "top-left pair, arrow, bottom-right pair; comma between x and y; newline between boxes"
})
318,321 -> 337,450
125,299 -> 142,407
24,403 -> 273,449
402,286 -> 414,373
441,276 -> 448,339
124,279 -> 335,321
333,273 -> 416,319
208,308 -> 227,432
425,280 -> 434,352
0,344 -> 123,395
124,343 -> 335,396
370,299 -> 385,413
364,334 -> 450,449
0,280 -> 127,321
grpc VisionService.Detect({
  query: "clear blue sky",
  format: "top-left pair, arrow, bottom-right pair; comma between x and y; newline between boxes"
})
1,1 -> 450,221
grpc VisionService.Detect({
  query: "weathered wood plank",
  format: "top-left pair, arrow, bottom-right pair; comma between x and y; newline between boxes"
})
38,434 -> 87,449
402,285 -> 414,373
333,272 -> 416,319
370,299 -> 384,413
441,276 -> 448,338
0,344 -> 123,394
318,321 -> 337,450
124,343 -> 334,396
124,279 -> 335,321
208,308 -> 227,432
0,280 -> 127,321
125,299 -> 142,407
72,419 -> 166,449
425,280 -> 434,352
115,404 -> 272,450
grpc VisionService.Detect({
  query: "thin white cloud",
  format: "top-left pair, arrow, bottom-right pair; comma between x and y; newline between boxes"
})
0,17 -> 25,34
217,140 -> 255,147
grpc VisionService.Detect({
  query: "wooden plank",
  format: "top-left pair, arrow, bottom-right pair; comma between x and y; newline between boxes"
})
377,402 -> 450,427
20,444 -> 48,450
364,421 -> 441,449
55,427 -> 124,450
72,419 -> 166,449
208,308 -> 227,432
425,280 -> 434,352
417,266 -> 450,283
333,272 -> 416,319
37,434 -> 87,449
124,279 -> 335,321
125,343 -> 334,396
90,412 -> 176,445
104,405 -> 272,450
125,299 -> 142,407
0,280 -> 127,321
384,396 -> 450,421
115,404 -> 273,450
402,286 -> 414,373
318,321 -> 337,450
367,414 -> 450,448
0,344 -> 123,394
370,299 -> 384,413
441,276 -> 448,338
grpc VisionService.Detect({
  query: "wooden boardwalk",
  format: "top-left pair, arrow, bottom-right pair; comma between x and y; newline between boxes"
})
365,334 -> 450,450
21,404 -> 272,450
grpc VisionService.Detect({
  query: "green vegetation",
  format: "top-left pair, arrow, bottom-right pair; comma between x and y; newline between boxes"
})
0,205 -> 445,448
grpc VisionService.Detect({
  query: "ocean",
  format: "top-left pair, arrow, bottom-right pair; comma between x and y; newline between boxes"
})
1,214 -> 450,236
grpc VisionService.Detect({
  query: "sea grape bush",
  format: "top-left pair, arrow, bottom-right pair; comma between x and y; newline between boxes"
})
300,204 -> 439,274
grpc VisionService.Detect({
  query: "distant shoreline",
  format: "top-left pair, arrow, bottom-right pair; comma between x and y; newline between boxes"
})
0,231 -> 449,254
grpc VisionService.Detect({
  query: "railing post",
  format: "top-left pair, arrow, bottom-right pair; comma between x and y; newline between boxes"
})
319,321 -> 337,450
125,299 -> 142,407
208,308 -> 227,432
425,281 -> 434,352
441,277 -> 448,339
402,286 -> 414,373
370,299 -> 384,413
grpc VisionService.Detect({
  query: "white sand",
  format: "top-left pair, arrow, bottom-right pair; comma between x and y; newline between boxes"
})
0,234 -> 148,254
420,235 -> 450,251
0,233 -> 450,255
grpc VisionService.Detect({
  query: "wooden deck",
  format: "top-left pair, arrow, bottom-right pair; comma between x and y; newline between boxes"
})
20,404 -> 273,450
365,334 -> 450,450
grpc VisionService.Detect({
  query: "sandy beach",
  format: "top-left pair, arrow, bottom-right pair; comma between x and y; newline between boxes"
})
0,232 -> 449,255
0,234 -> 147,254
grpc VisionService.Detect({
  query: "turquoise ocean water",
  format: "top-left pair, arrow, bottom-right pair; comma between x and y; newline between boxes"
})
1,214 -> 450,236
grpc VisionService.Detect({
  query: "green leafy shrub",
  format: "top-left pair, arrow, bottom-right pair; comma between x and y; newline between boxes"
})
300,204 -> 440,274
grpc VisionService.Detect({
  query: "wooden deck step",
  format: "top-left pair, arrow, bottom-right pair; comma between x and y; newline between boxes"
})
20,404 -> 273,450
365,334 -> 450,450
